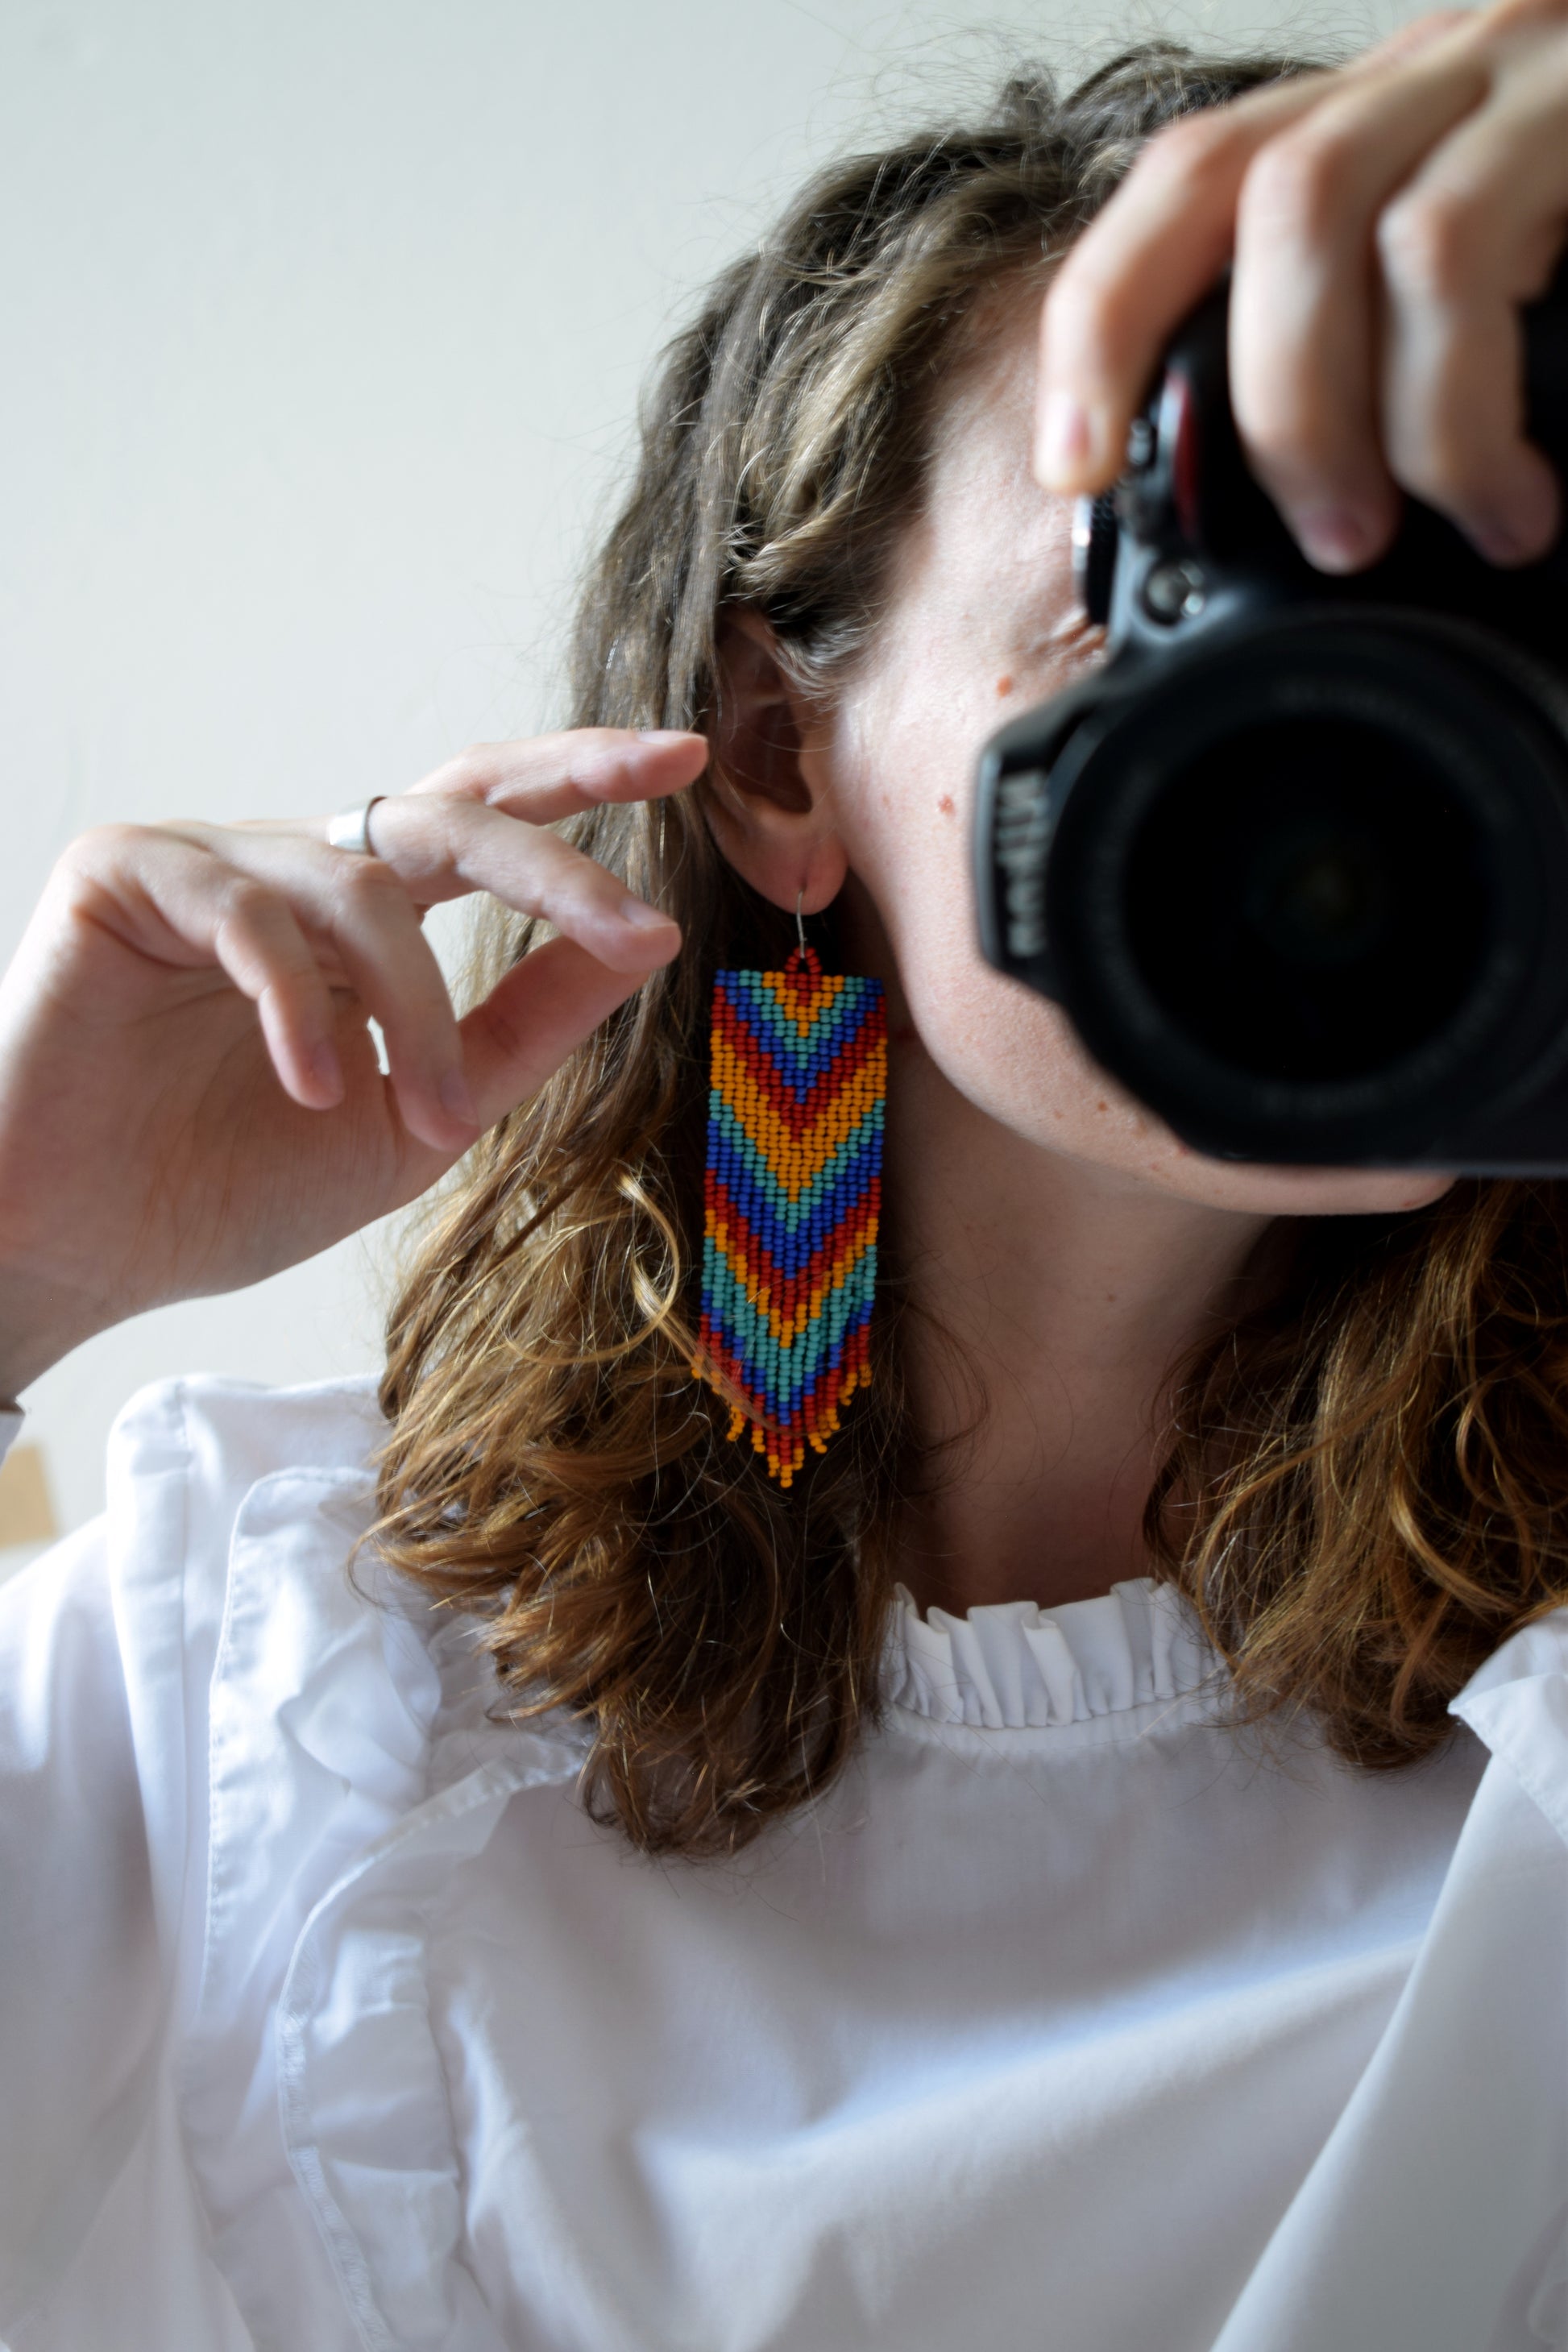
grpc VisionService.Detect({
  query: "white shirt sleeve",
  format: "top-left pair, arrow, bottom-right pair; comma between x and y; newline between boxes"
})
0,1373 -> 393,2350
0,1520 -> 164,2316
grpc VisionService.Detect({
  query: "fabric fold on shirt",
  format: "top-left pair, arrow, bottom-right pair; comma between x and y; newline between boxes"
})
883,1575 -> 1219,1729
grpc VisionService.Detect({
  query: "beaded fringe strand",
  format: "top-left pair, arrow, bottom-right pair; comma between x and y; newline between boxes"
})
694,945 -> 886,1487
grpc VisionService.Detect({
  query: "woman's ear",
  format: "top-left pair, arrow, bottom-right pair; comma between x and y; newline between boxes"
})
707,609 -> 848,917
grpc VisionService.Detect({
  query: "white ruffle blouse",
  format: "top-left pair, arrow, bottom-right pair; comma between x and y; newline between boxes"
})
1,1374 -> 1566,2351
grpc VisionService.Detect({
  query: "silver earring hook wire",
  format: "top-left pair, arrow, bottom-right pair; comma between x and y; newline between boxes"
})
794,888 -> 807,956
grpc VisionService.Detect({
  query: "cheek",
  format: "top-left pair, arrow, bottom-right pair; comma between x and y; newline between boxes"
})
900,911 -> 1172,1166
843,652 -> 1016,989
839,657 -> 1093,1089
843,692 -> 1166,1155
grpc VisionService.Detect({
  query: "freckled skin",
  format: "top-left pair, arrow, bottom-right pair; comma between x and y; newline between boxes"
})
819,301 -> 1454,1225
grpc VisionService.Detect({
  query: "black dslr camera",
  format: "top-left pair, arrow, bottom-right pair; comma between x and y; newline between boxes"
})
973,277 -> 1568,1168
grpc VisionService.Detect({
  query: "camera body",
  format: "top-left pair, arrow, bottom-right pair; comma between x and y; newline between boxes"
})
973,279 -> 1568,1168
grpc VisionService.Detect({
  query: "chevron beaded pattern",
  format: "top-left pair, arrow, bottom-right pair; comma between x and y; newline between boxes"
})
695,945 -> 886,1487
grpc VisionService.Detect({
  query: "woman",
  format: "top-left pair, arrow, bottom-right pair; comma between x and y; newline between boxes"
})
2,13 -> 1566,2348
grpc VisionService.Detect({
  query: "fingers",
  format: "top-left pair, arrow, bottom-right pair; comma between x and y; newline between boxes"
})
310,854 -> 480,1145
107,727 -> 699,1155
1034,22 -> 1472,500
206,870 -> 346,1109
1036,0 -> 1568,577
360,793 -> 678,968
1229,41 -> 1492,567
1375,47 -> 1568,561
458,934 -> 655,1130
1036,73 -> 1330,493
70,828 -> 350,1113
409,727 -> 708,828
81,824 -> 478,1151
202,819 -> 670,1151
184,726 -> 699,1145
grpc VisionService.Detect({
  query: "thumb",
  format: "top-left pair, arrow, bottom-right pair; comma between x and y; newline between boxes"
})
458,932 -> 670,1130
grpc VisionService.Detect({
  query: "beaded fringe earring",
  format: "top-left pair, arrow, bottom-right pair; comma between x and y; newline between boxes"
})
694,898 -> 887,1487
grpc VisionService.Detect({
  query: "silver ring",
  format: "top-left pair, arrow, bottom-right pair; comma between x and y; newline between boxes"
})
326,795 -> 386,857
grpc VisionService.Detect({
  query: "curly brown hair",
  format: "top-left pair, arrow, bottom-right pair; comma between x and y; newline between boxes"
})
373,39 -> 1568,1857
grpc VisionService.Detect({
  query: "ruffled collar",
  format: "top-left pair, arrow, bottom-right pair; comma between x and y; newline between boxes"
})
883,1576 -> 1220,1732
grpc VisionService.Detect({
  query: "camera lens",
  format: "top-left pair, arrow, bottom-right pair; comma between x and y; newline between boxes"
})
981,611 -> 1568,1160
1123,715 -> 1486,1081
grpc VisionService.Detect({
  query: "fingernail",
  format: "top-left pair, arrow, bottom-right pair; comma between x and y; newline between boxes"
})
636,728 -> 699,745
439,1068 -> 479,1128
1038,392 -> 1095,487
1293,505 -> 1376,575
1470,511 -> 1541,568
311,1039 -> 344,1098
620,896 -> 679,931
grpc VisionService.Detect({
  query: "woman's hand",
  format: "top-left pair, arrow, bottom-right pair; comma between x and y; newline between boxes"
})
1037,0 -> 1568,571
0,729 -> 705,1396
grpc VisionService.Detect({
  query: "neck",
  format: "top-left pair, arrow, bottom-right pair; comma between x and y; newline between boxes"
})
886,1043 -> 1273,1620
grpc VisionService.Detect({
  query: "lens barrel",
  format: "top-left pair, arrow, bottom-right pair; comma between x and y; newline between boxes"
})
1006,614 -> 1568,1164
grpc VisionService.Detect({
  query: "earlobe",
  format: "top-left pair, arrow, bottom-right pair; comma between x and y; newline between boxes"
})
708,611 -> 848,916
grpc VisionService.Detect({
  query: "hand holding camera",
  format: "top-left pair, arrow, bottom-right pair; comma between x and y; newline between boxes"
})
980,0 -> 1568,1169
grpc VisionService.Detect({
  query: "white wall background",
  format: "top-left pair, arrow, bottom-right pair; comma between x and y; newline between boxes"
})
2,0 -> 1424,1541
